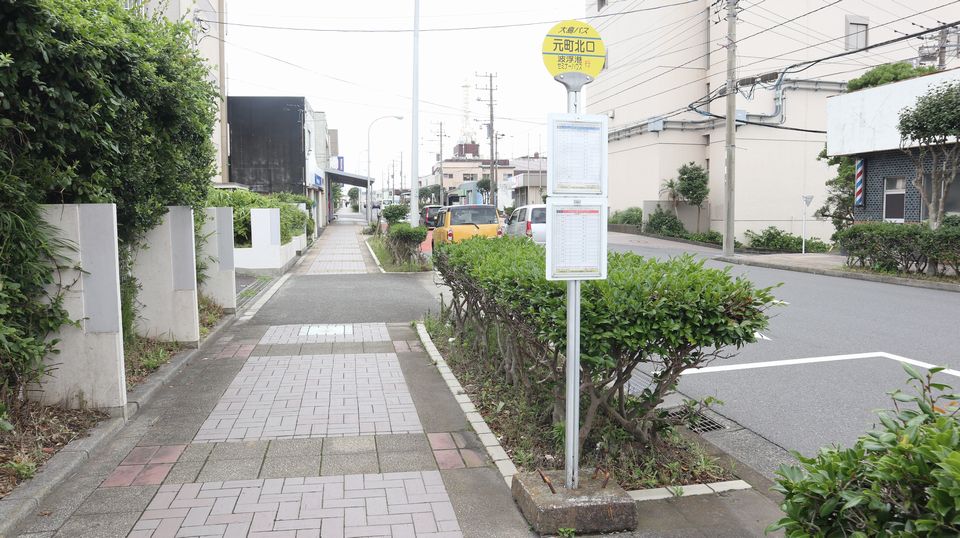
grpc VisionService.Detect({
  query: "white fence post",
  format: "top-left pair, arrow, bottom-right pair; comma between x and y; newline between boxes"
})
200,207 -> 237,312
38,204 -> 126,414
133,206 -> 200,346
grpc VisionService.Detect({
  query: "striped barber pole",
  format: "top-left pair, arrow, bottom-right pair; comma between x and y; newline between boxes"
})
854,158 -> 865,207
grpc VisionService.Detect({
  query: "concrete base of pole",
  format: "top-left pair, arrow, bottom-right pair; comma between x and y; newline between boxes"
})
512,471 -> 637,535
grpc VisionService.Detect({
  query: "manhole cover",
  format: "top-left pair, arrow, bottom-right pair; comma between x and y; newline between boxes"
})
665,408 -> 726,434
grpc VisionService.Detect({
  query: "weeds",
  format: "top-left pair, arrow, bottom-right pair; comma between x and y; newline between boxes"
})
124,336 -> 183,389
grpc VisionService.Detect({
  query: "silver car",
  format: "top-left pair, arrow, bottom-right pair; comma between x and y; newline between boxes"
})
505,204 -> 546,245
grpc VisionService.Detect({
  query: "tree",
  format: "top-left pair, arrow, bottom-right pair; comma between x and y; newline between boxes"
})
347,187 -> 360,211
421,184 -> 442,204
815,148 -> 855,235
476,178 -> 491,203
659,178 -> 682,217
898,81 -> 960,230
847,62 -> 936,92
676,162 -> 709,232
331,183 -> 343,207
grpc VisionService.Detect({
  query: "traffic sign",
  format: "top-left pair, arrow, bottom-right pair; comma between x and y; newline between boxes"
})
542,21 -> 606,79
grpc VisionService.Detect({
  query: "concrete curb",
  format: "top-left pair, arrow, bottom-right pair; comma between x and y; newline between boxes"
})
364,237 -> 387,274
415,323 -> 518,489
0,311 -> 239,538
414,322 -> 754,500
716,255 -> 960,293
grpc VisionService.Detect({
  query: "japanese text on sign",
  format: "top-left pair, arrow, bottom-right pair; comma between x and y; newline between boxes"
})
542,20 -> 606,78
546,199 -> 607,281
547,113 -> 608,196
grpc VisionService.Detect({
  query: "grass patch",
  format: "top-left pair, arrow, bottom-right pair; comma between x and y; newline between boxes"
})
424,315 -> 733,490
0,403 -> 104,497
367,236 -> 432,272
124,336 -> 183,389
198,293 -> 226,339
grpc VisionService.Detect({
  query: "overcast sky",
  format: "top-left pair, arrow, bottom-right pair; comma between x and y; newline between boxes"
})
222,0 -> 585,188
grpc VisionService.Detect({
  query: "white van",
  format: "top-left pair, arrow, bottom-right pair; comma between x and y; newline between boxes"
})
505,204 -> 546,245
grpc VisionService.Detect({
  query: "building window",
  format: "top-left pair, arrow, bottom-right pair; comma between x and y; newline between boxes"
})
482,174 -> 490,181
845,16 -> 869,50
598,0 -> 607,10
884,177 -> 906,222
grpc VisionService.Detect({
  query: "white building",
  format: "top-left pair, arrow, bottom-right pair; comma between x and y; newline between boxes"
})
141,0 -> 229,183
585,0 -> 960,240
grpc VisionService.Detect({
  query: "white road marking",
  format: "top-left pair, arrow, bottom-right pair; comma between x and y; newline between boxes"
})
237,273 -> 291,324
754,332 -> 771,341
682,351 -> 960,378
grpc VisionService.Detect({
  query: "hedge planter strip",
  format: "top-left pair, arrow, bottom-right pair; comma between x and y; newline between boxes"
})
416,322 -> 755,498
432,237 -> 777,450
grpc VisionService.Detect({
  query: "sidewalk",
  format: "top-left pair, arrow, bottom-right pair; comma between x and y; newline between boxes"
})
15,218 -> 783,537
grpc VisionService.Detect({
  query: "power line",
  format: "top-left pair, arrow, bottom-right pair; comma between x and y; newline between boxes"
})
197,0 -> 699,34
594,1 -> 960,109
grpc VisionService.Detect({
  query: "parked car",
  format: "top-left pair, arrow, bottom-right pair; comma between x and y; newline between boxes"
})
420,205 -> 443,229
432,205 -> 502,248
505,204 -> 546,245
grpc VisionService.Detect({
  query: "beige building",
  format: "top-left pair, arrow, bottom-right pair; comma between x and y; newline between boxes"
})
429,143 -> 515,206
585,0 -> 960,240
140,0 -> 229,183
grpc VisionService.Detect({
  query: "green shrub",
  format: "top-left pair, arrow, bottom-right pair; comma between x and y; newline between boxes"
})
770,365 -> 960,537
609,207 -> 643,226
836,222 -> 959,276
434,237 -> 776,445
942,214 -> 960,229
386,223 -> 427,265
744,226 -> 829,253
644,206 -> 687,237
207,190 -> 307,246
381,204 -> 410,226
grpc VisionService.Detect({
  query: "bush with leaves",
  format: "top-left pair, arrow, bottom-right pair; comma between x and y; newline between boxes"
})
770,365 -> 960,537
942,214 -> 960,229
381,204 -> 410,226
386,223 -> 427,265
645,206 -> 687,237
609,207 -> 643,226
744,227 -> 829,253
0,0 -> 217,406
676,162 -> 709,232
206,190 -> 307,246
434,237 -> 776,449
836,222 -> 959,276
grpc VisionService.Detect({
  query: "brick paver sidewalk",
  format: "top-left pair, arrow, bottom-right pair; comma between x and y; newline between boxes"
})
296,217 -> 377,275
16,237 -> 530,536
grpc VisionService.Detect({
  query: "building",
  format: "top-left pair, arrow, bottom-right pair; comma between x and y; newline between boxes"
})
511,154 -> 547,208
585,0 -> 960,240
140,0 -> 229,183
429,142 -> 515,208
827,69 -> 960,223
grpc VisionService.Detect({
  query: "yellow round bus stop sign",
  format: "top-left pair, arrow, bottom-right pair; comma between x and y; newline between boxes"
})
542,20 -> 606,80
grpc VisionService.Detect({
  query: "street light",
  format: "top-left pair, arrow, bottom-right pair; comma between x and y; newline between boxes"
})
367,115 -> 403,223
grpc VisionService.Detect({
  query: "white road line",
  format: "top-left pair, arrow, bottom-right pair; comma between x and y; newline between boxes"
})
754,332 -> 771,341
682,351 -> 960,378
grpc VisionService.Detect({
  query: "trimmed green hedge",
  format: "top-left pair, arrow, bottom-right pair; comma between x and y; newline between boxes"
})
385,223 -> 427,265
434,237 -> 776,445
836,222 -> 960,277
609,207 -> 643,226
207,190 -> 308,246
745,227 -> 830,253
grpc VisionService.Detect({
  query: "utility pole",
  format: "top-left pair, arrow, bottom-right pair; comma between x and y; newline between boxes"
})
476,72 -> 498,209
723,0 -> 738,257
409,0 -> 420,226
938,27 -> 948,70
427,122 -> 448,205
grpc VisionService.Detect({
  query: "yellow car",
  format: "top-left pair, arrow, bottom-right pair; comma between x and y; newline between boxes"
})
432,205 -> 503,248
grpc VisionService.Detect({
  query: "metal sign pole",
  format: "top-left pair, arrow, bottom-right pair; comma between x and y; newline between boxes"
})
561,79 -> 585,490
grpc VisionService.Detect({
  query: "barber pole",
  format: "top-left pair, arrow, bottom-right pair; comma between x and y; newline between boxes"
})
854,158 -> 865,207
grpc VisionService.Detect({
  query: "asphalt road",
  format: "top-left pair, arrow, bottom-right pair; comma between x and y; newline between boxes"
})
608,232 -> 960,476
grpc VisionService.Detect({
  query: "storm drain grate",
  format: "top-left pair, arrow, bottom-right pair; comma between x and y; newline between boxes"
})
665,408 -> 726,434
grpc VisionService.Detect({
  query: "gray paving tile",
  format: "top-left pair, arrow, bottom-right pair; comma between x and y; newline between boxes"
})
164,460 -> 202,484
320,452 -> 380,475
379,449 -> 438,472
178,442 -> 215,462
259,456 -> 321,478
208,440 -> 269,460
323,435 -> 376,455
54,511 -> 141,538
73,485 -> 159,515
375,433 -> 431,453
330,341 -> 364,353
300,342 -> 333,354
267,438 -> 324,458
362,341 -> 395,353
196,458 -> 263,481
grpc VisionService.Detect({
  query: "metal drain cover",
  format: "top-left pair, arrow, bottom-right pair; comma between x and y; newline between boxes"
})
665,408 -> 726,433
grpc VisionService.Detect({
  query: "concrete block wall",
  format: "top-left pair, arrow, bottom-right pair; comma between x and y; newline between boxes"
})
199,207 -> 237,313
39,204 -> 126,413
234,208 -> 300,275
855,150 -> 922,223
133,206 -> 200,346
